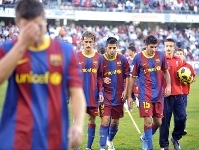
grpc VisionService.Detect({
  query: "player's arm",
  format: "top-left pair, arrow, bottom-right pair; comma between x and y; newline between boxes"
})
0,43 -> 26,85
69,87 -> 86,126
188,63 -> 196,82
97,56 -> 104,102
68,87 -> 86,148
127,56 -> 138,108
127,76 -> 136,108
66,50 -> 86,149
163,70 -> 171,97
122,58 -> 130,101
161,53 -> 171,97
0,22 -> 40,85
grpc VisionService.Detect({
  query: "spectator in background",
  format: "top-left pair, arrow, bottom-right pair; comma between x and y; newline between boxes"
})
97,46 -> 106,54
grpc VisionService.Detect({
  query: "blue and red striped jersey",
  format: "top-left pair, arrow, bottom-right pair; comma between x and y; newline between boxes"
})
102,53 -> 130,106
0,37 -> 82,149
77,51 -> 103,107
131,51 -> 168,103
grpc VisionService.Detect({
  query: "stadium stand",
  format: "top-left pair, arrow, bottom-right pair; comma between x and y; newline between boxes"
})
0,0 -> 199,13
0,24 -> 199,61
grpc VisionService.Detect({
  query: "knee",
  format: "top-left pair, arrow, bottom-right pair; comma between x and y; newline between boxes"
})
111,119 -> 119,127
144,117 -> 153,128
101,117 -> 110,126
88,115 -> 96,124
154,120 -> 162,127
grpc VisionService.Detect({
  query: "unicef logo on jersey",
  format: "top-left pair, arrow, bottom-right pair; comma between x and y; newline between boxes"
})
15,71 -> 62,85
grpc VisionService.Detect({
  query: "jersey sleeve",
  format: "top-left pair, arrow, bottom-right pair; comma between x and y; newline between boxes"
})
67,50 -> 83,88
187,63 -> 196,77
161,54 -> 168,71
0,46 -> 6,59
97,55 -> 103,95
0,40 -> 16,60
123,56 -> 130,79
131,54 -> 139,77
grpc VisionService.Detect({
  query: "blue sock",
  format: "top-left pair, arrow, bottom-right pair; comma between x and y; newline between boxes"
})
86,124 -> 96,149
152,123 -> 158,135
100,125 -> 109,148
144,125 -> 154,150
108,125 -> 118,141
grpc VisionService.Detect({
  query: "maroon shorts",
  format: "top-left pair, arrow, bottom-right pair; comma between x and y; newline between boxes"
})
139,101 -> 163,118
86,107 -> 99,116
99,104 -> 124,119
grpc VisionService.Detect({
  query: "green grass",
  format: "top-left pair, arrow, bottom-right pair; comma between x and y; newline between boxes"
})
0,77 -> 199,150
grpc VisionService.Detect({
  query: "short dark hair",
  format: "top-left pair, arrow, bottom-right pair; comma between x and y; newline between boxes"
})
176,48 -> 185,55
106,37 -> 118,46
81,31 -> 96,42
97,46 -> 106,54
128,43 -> 136,52
165,38 -> 176,43
141,47 -> 146,51
15,0 -> 45,21
145,35 -> 158,45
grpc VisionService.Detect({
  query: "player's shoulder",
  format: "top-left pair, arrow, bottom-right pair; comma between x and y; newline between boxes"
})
133,52 -> 141,61
95,51 -> 102,58
76,50 -> 82,56
118,53 -> 128,61
55,39 -> 73,52
173,55 -> 181,60
184,61 -> 193,68
156,50 -> 164,56
0,39 -> 15,53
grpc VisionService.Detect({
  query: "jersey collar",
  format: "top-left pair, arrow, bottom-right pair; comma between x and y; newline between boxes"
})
82,50 -> 96,58
29,36 -> 50,51
103,53 -> 117,61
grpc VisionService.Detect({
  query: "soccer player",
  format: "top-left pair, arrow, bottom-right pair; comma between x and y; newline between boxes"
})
159,38 -> 186,150
175,48 -> 196,135
97,46 -> 106,54
0,0 -> 86,149
77,31 -> 104,150
127,43 -> 137,102
127,35 -> 171,150
99,37 -> 130,150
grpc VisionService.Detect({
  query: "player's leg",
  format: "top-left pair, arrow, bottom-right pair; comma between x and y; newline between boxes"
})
86,107 -> 98,150
99,104 -> 111,150
143,116 -> 154,150
159,96 -> 174,149
107,119 -> 119,150
152,101 -> 163,135
182,94 -> 188,135
152,117 -> 162,134
107,105 -> 123,150
139,101 -> 153,150
171,95 -> 186,150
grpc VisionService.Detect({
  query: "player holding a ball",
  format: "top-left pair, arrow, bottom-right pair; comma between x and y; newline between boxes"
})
176,48 -> 196,136
159,39 -> 186,150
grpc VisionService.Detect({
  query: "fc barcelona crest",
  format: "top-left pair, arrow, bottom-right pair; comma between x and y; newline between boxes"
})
117,61 -> 121,66
50,54 -> 62,66
156,59 -> 160,63
93,61 -> 98,66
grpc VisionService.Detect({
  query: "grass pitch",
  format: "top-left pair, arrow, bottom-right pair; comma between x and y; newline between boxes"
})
0,77 -> 199,150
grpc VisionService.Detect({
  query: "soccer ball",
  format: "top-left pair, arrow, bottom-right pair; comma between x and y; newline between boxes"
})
177,67 -> 193,84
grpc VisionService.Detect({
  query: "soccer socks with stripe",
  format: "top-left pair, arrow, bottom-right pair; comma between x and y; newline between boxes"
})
87,124 -> 96,149
144,125 -> 154,150
100,125 -> 109,148
108,125 -> 118,141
